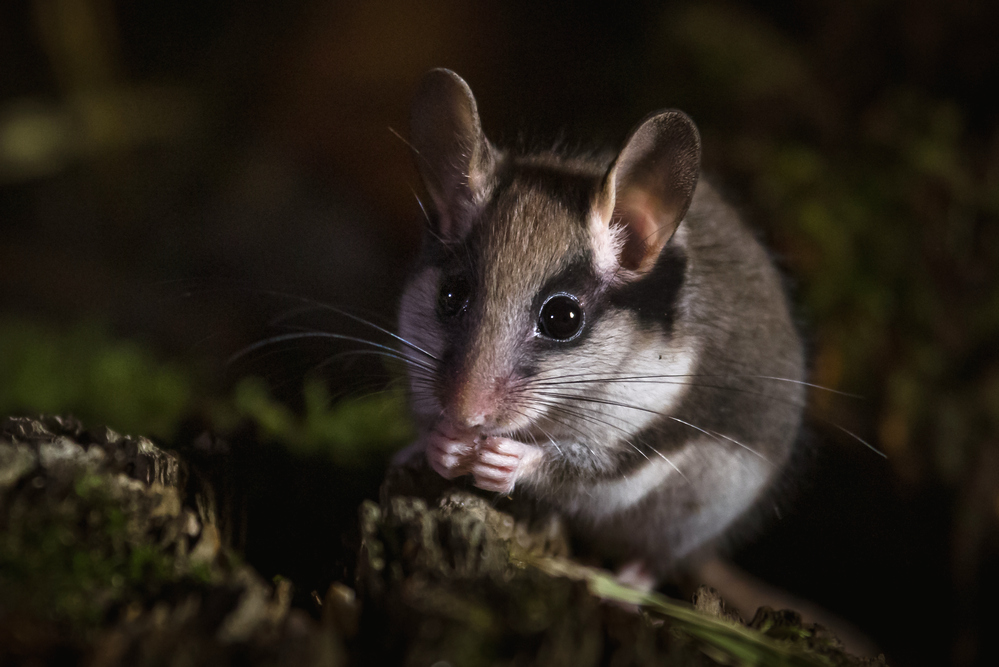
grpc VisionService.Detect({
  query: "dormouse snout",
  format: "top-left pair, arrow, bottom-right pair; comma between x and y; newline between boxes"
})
443,370 -> 512,432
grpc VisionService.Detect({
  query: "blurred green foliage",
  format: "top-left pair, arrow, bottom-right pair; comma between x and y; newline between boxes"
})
0,318 -> 413,463
216,376 -> 413,464
659,2 -> 999,487
0,319 -> 192,440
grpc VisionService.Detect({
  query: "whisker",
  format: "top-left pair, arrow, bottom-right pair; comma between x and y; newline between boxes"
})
410,186 -> 432,225
825,421 -> 887,458
532,420 -> 563,455
538,399 -> 691,477
535,375 -> 882,459
525,402 -> 603,455
311,347 -> 438,377
533,398 -> 641,442
388,125 -> 421,157
255,289 -> 441,363
249,322 -> 439,376
227,331 -> 429,369
527,372 -> 860,435
532,399 -> 656,463
529,371 -> 859,398
534,375 -> 803,412
664,415 -> 769,464
504,406 -> 565,457
536,390 -> 767,463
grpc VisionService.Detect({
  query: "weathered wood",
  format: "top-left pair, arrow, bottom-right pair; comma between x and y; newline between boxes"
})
0,416 -> 884,666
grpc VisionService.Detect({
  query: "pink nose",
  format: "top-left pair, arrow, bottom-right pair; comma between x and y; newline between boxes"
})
450,396 -> 491,430
457,409 -> 487,429
447,375 -> 502,430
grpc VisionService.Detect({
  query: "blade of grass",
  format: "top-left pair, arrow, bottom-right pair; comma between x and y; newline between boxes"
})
526,555 -> 833,667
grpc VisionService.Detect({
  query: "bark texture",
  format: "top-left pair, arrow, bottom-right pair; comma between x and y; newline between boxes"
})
0,416 -> 883,666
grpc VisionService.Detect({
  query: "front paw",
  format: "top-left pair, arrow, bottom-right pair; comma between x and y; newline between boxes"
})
424,428 -> 476,480
470,437 -> 543,494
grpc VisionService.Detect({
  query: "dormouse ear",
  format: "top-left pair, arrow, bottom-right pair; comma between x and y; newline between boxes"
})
409,69 -> 497,239
596,111 -> 701,272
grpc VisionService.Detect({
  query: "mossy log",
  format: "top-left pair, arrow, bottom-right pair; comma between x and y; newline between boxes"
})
0,416 -> 883,666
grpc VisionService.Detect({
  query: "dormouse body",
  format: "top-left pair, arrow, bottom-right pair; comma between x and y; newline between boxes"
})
397,69 -> 805,580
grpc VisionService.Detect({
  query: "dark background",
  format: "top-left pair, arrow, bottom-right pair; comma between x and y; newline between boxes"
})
2,1 -> 998,665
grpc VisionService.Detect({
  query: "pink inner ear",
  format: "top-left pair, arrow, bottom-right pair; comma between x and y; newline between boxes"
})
615,188 -> 670,272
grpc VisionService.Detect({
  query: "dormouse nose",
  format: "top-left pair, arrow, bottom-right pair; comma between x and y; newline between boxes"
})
446,372 -> 505,430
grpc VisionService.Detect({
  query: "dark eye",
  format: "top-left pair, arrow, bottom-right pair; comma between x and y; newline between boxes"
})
538,293 -> 584,341
437,274 -> 471,319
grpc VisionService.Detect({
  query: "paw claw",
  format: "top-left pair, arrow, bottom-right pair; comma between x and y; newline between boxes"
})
424,429 -> 475,479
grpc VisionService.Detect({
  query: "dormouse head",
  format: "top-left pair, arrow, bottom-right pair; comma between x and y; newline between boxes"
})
400,69 -> 701,439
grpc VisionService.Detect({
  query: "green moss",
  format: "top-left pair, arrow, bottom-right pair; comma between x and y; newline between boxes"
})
0,467 -> 178,632
0,317 -> 415,466
0,319 -> 193,440
218,375 -> 413,464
